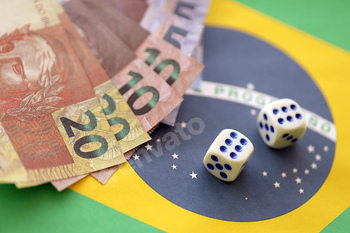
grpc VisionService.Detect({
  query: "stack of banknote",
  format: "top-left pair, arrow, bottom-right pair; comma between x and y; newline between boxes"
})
0,0 -> 210,191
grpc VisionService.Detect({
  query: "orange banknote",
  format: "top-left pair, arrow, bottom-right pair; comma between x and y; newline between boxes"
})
0,0 -> 126,183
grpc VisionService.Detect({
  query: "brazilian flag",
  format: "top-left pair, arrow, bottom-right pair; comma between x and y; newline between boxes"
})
1,0 -> 350,232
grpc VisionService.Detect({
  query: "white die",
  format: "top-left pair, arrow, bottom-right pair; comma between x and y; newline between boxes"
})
257,98 -> 306,149
203,129 -> 254,182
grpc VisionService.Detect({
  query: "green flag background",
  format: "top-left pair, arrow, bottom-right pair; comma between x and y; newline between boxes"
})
1,1 -> 350,232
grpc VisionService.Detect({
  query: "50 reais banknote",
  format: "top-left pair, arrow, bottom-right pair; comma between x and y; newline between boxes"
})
0,0 -> 126,183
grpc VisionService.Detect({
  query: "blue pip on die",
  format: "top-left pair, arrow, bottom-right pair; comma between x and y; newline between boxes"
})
203,129 -> 254,182
257,98 -> 306,149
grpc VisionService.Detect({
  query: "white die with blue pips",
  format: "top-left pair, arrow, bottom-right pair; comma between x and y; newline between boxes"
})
257,98 -> 307,149
203,129 -> 254,182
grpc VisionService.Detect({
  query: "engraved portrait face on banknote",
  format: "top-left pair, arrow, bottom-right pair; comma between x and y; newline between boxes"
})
0,25 -> 65,119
